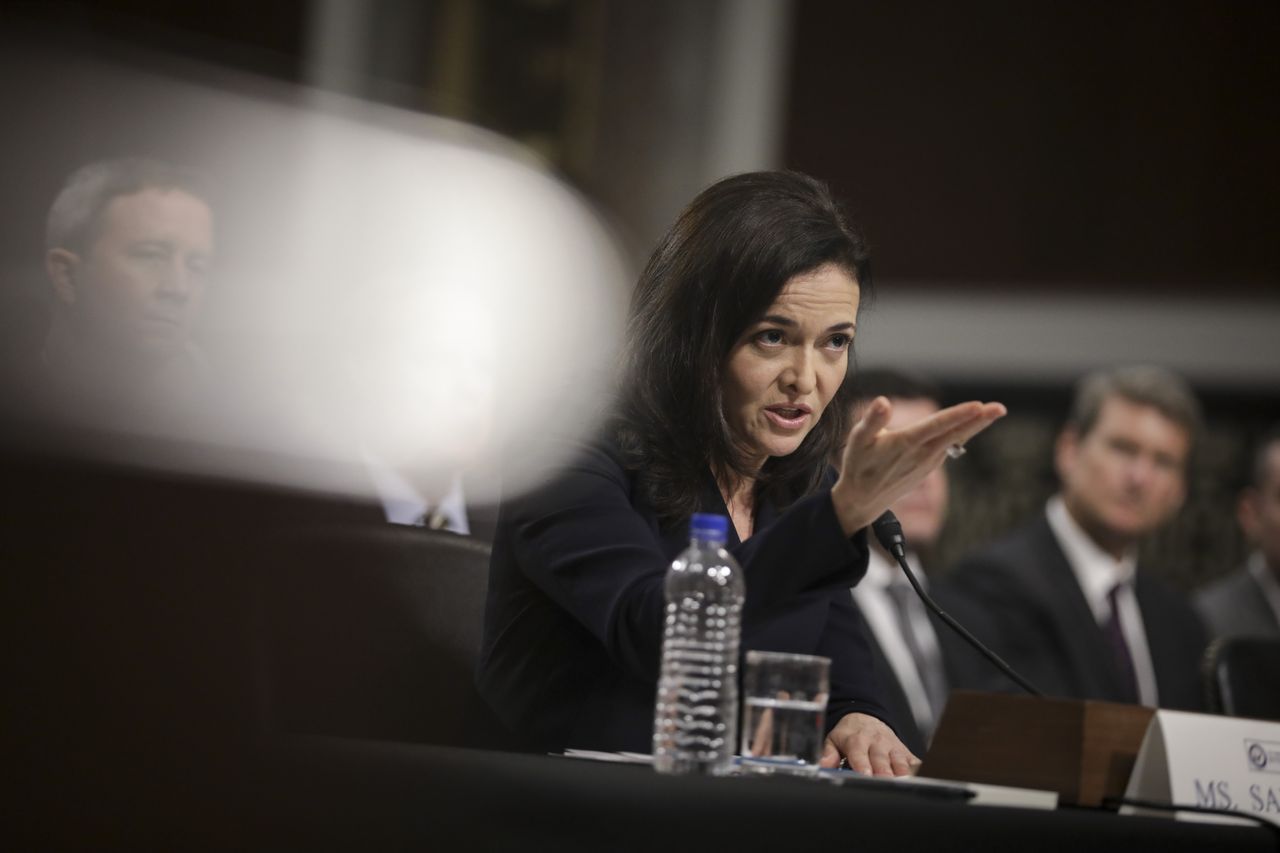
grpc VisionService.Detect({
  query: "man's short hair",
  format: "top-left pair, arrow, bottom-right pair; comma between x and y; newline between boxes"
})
847,368 -> 942,407
46,157 -> 214,253
1066,365 -> 1203,444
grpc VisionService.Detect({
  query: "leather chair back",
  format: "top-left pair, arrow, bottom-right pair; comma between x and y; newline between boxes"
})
257,524 -> 500,747
1203,636 -> 1280,721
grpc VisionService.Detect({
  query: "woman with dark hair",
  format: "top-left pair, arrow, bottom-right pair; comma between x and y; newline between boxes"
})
478,171 -> 1003,775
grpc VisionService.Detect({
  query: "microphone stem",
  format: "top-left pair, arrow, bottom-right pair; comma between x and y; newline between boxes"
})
891,549 -> 1044,698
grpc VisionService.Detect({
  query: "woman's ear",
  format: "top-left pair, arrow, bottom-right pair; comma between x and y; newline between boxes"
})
46,248 -> 81,306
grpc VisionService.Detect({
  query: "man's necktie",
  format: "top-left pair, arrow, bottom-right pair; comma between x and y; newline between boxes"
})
1103,583 -> 1139,703
885,577 -> 950,729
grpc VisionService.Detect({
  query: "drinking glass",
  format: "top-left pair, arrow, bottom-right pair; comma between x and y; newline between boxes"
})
739,651 -> 830,776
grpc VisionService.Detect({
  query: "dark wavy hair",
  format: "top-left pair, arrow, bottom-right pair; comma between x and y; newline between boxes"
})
616,170 -> 872,527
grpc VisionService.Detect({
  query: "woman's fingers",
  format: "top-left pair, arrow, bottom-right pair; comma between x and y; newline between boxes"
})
832,399 -> 1007,534
894,400 -> 998,447
824,712 -> 919,778
849,400 -> 1005,461
867,743 -> 895,777
921,402 -> 1007,457
844,747 -> 873,775
819,738 -> 842,769
894,745 -> 922,776
847,396 -> 893,449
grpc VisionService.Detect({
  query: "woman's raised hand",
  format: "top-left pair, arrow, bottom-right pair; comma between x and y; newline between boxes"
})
830,396 -> 1006,537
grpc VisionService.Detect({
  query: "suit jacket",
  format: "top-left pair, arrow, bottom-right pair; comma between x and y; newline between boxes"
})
1195,559 -> 1280,640
859,606 -> 955,756
939,513 -> 1207,710
852,568 -> 968,757
477,435 -> 890,753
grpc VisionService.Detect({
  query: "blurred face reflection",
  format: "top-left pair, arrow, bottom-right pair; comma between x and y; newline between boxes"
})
60,188 -> 213,360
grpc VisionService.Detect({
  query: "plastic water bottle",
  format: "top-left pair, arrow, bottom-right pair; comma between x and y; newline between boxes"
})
652,513 -> 745,775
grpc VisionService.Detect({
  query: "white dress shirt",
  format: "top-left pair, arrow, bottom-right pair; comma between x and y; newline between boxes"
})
362,449 -> 471,535
1045,495 -> 1159,706
852,548 -> 946,735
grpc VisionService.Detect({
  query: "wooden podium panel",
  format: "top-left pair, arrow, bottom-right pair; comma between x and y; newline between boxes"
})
918,690 -> 1155,806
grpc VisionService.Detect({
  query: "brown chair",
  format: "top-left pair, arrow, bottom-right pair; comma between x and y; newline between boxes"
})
1203,636 -> 1280,721
256,523 -> 509,748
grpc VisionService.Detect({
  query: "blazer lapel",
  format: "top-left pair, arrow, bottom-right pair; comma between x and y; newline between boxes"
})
1031,517 -> 1132,701
1241,572 -> 1280,635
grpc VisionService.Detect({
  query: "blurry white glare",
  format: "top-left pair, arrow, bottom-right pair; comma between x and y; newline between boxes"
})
216,104 -> 632,506
40,58 -> 631,506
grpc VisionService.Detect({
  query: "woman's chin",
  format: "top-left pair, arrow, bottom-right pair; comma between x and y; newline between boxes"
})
762,437 -> 806,459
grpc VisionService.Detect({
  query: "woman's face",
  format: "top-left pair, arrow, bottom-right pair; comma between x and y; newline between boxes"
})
722,263 -> 860,469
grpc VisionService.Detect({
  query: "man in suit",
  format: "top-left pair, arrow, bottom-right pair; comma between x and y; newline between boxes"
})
1196,425 -> 1280,639
839,369 -> 955,755
944,366 -> 1207,709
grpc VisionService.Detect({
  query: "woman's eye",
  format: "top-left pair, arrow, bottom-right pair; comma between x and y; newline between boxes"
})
756,329 -> 785,346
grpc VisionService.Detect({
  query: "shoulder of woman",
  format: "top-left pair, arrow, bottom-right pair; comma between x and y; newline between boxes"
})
572,432 -> 630,481
520,427 -> 633,496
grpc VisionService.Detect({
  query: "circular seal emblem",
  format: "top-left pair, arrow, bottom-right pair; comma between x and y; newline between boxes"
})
1248,743 -> 1268,770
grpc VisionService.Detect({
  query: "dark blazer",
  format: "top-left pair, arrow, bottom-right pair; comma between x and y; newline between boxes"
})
939,513 -> 1207,710
853,599 -> 954,756
1195,562 -> 1280,640
477,436 -> 890,753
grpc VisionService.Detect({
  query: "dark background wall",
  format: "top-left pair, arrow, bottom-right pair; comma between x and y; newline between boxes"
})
9,1 -> 1277,288
786,0 -> 1279,293
1,0 -> 1276,587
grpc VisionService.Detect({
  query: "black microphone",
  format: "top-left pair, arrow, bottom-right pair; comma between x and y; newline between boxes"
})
871,511 -> 1043,697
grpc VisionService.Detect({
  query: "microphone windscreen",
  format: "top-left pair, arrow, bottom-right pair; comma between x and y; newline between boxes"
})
871,510 -> 907,558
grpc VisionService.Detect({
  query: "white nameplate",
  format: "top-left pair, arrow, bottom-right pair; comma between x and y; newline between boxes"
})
1123,709 -> 1280,826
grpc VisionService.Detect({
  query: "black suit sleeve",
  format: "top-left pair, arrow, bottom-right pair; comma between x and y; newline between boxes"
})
818,593 -> 894,732
1138,577 -> 1210,711
508,444 -> 870,684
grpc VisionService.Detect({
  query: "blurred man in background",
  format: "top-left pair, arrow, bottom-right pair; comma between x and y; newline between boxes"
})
839,368 -> 954,754
1196,425 -> 1280,639
41,157 -> 214,426
944,366 -> 1207,709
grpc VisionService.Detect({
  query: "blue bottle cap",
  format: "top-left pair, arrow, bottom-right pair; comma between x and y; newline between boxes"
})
690,513 -> 729,541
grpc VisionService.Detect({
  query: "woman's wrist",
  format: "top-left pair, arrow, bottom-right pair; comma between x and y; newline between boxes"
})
830,478 -> 877,536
